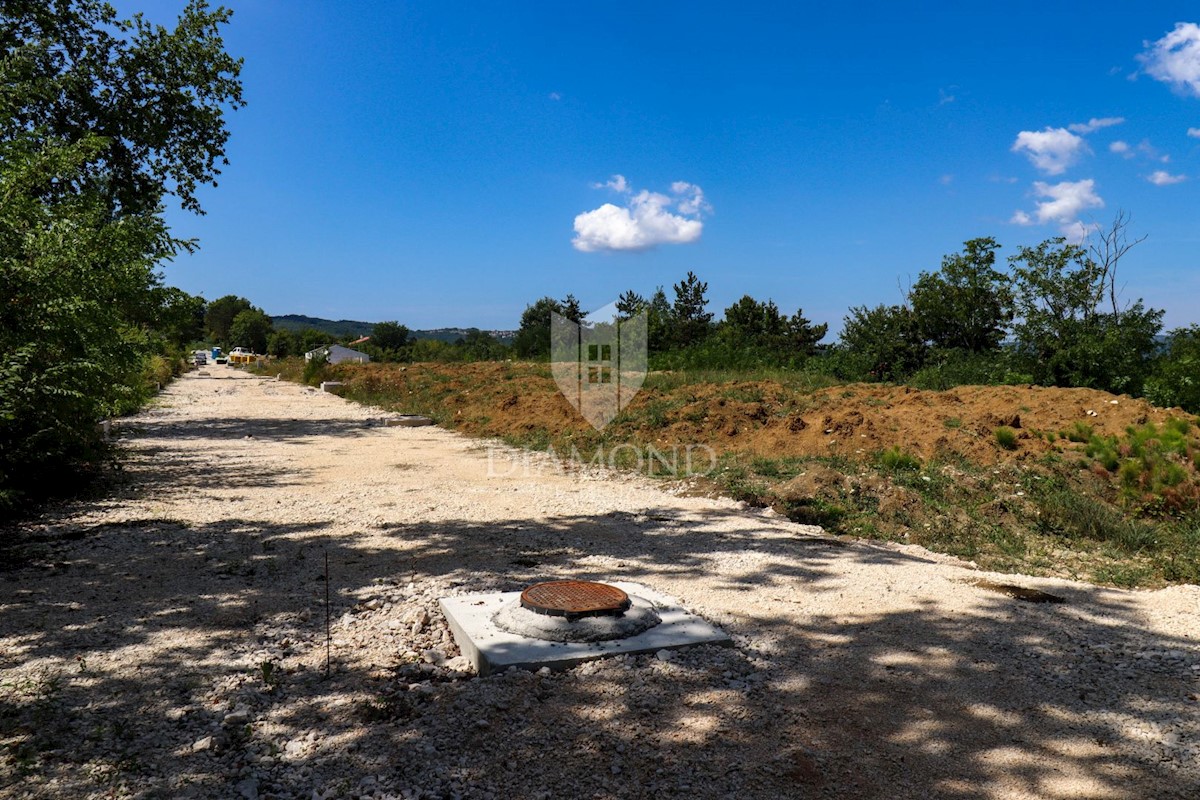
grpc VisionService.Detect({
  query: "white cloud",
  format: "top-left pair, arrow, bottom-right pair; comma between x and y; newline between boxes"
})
1109,140 -> 1132,156
1147,170 -> 1187,185
592,174 -> 629,193
548,92 -> 562,101
938,173 -> 954,186
1012,179 -> 1104,236
1068,117 -> 1125,133
1060,220 -> 1100,244
1189,127 -> 1200,137
1139,22 -> 1200,96
1011,127 -> 1087,175
573,178 -> 708,252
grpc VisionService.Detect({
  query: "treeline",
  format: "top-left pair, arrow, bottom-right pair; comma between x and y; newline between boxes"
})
505,216 -> 1198,412
0,1 -> 243,514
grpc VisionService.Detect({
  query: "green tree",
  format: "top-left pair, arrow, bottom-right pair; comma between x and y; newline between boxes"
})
785,309 -> 828,355
513,295 -> 582,359
1009,237 -> 1162,393
0,0 -> 242,512
1145,326 -> 1200,413
371,321 -> 410,352
647,288 -> 673,353
149,287 -> 207,348
721,295 -> 788,345
205,294 -> 253,345
839,304 -> 927,381
671,271 -> 713,348
267,329 -> 298,358
615,290 -> 647,319
909,237 -> 1012,353
228,308 -> 272,353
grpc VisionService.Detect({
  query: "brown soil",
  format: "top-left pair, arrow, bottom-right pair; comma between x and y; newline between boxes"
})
330,361 -> 1193,466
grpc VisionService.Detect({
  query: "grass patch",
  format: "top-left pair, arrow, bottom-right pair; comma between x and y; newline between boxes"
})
994,426 -> 1019,450
877,446 -> 922,472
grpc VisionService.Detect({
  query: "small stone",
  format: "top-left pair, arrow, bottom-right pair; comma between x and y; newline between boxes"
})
656,649 -> 675,662
236,778 -> 259,800
192,735 -> 214,753
422,648 -> 446,666
224,708 -> 251,726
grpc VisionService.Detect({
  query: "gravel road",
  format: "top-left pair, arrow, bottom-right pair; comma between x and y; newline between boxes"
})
2,367 -> 1198,799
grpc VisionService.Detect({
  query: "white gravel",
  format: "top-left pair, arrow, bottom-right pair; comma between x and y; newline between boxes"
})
1,367 -> 1198,799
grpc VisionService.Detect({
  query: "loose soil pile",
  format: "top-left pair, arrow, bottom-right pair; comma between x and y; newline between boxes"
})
329,362 -> 1192,466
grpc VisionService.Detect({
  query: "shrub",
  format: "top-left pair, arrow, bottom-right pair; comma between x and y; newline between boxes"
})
879,446 -> 922,471
994,427 -> 1019,450
302,354 -> 329,386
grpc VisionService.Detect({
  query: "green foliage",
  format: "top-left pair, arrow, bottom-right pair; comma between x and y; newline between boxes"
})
513,295 -> 580,358
1082,420 -> 1200,510
878,446 -> 922,471
1144,325 -> 1200,413
0,0 -> 243,514
266,329 -> 298,357
718,294 -> 828,357
910,237 -> 1013,353
371,321 -> 409,352
228,308 -> 273,353
1009,238 -> 1163,394
671,271 -> 713,348
994,426 -> 1019,450
301,353 -> 328,386
907,348 -> 1032,390
1035,489 -> 1161,554
837,304 -> 926,381
205,295 -> 254,345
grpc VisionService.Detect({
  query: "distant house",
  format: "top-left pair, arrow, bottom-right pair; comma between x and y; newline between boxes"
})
305,344 -> 371,364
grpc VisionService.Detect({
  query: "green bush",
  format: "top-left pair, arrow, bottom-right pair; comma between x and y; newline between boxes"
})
994,427 -> 1019,450
878,446 -> 922,471
302,354 -> 329,386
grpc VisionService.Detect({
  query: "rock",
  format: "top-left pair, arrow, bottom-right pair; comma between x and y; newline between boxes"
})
224,707 -> 251,726
236,778 -> 259,800
192,735 -> 214,753
422,648 -> 446,666
773,466 -> 847,504
656,649 -> 675,662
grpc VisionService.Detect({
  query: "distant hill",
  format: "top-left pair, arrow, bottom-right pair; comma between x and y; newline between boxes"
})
272,315 -> 374,337
271,315 -> 515,345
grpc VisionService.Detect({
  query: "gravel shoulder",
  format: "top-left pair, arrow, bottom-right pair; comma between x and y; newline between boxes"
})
2,368 -> 1198,799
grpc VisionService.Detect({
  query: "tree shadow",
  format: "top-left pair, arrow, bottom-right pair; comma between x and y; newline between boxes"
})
2,502 -> 1197,798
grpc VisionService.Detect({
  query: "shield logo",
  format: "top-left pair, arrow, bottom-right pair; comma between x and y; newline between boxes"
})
551,301 -> 647,430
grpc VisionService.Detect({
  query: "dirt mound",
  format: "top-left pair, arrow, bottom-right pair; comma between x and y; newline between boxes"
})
333,362 -> 1194,467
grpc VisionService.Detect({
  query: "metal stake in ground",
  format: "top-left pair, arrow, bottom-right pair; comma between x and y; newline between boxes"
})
324,548 -> 331,677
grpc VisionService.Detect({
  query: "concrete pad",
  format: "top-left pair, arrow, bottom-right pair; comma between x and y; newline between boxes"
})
439,582 -> 732,676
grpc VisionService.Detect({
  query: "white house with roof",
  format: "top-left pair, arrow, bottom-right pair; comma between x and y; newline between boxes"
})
304,344 -> 371,364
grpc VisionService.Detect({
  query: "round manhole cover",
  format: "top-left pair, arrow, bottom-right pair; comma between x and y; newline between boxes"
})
520,580 -> 631,619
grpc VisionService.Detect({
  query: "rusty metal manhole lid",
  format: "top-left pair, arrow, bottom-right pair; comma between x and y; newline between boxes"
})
520,580 -> 631,619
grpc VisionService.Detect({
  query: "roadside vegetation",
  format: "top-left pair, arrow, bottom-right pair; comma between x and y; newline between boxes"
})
0,1 -> 243,517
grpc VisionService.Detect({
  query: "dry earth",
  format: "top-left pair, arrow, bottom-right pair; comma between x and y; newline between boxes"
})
2,367 -> 1198,799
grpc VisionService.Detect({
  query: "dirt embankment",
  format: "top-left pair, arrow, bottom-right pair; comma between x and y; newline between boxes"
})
326,361 -> 1194,465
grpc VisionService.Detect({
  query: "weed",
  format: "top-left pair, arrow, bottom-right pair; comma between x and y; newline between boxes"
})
1064,422 -> 1093,443
943,417 -> 963,429
878,446 -> 922,471
994,427 -> 1019,450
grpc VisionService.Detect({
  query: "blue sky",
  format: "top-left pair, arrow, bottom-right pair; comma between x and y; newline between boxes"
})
151,1 -> 1200,334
